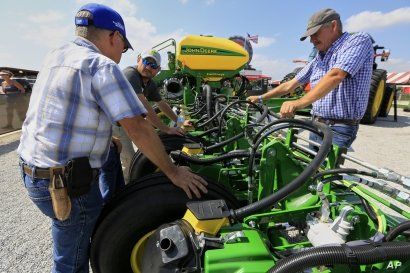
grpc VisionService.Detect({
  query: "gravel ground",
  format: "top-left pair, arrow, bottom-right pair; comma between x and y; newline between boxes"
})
0,109 -> 409,272
0,133 -> 52,273
343,108 -> 410,176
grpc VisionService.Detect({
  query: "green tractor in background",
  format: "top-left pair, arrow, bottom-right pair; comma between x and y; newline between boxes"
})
361,43 -> 393,123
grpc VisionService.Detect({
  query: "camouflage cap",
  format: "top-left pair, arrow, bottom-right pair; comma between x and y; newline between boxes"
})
300,8 -> 340,41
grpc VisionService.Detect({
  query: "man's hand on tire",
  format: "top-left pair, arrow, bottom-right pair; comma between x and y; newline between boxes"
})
168,166 -> 208,199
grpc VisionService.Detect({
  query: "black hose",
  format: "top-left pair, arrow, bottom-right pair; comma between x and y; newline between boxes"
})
311,168 -> 378,183
197,107 -> 226,128
195,127 -> 219,138
235,75 -> 248,97
385,221 -> 410,241
170,150 -> 259,165
232,120 -> 332,220
360,197 -> 378,223
203,84 -> 213,121
217,100 -> 264,137
268,242 -> 410,273
204,133 -> 245,153
190,104 -> 206,118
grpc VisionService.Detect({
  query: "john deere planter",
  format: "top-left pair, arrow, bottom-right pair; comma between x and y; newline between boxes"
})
90,35 -> 410,273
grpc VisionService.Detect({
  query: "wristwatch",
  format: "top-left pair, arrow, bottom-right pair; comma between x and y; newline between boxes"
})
258,95 -> 263,103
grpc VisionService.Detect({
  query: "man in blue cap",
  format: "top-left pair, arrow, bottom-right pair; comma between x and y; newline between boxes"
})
248,8 -> 373,148
17,3 -> 207,272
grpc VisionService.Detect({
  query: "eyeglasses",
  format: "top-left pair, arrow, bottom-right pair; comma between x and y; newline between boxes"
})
110,31 -> 129,53
142,58 -> 160,70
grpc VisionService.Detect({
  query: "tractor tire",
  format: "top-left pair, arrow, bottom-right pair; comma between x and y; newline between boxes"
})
378,84 -> 395,117
361,69 -> 387,124
90,172 -> 240,273
128,134 -> 202,183
280,71 -> 306,98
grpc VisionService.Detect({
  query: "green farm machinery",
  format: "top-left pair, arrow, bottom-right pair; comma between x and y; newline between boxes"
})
90,35 -> 410,273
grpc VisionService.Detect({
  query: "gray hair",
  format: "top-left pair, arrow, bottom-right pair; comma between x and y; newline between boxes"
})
75,10 -> 107,40
323,18 -> 343,34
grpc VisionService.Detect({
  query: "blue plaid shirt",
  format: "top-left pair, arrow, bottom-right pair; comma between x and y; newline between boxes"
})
18,37 -> 146,168
296,32 -> 373,120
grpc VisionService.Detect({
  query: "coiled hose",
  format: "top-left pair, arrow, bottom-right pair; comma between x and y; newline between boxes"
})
231,120 -> 333,220
268,242 -> 410,273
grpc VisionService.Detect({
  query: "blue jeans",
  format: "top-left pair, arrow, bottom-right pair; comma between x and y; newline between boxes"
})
20,162 -> 103,273
99,143 -> 125,203
310,123 -> 359,149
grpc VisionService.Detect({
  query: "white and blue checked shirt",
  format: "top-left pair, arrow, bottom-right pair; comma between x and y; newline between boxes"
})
296,32 -> 373,120
18,37 -> 146,168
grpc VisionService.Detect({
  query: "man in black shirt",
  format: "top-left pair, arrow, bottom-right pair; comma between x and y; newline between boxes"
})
114,49 -> 190,182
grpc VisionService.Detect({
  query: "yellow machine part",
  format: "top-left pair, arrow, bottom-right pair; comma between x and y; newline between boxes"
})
181,143 -> 203,155
183,209 -> 229,236
177,35 -> 249,71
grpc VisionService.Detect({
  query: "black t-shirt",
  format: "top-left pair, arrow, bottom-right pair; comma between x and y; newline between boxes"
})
122,66 -> 162,102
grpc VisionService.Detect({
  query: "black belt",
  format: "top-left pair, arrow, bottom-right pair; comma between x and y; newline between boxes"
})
313,116 -> 359,126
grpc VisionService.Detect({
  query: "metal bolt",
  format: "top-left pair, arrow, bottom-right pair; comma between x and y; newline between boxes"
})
308,185 -> 317,192
248,221 -> 256,228
268,149 -> 276,157
351,216 -> 360,225
402,177 -> 410,188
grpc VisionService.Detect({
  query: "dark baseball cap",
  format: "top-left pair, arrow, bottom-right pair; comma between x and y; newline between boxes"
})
300,8 -> 340,41
75,3 -> 133,51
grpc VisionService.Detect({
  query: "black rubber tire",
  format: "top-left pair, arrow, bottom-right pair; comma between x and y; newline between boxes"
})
90,172 -> 240,273
128,134 -> 202,183
280,71 -> 305,98
378,84 -> 394,117
361,69 -> 387,124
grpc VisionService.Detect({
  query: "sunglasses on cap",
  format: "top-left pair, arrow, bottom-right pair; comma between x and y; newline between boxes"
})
142,58 -> 160,70
109,31 -> 129,53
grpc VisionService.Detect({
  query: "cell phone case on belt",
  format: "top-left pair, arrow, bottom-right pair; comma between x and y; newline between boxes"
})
49,166 -> 71,221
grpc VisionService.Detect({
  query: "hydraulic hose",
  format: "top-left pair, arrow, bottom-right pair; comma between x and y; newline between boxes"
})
385,221 -> 410,241
311,168 -> 378,183
232,120 -> 332,220
203,105 -> 269,152
235,75 -> 249,97
195,127 -> 219,138
360,197 -> 378,223
217,100 -> 264,137
268,242 -> 410,273
190,104 -> 206,118
197,107 -> 226,128
170,150 -> 260,165
203,84 -> 213,120
204,133 -> 245,153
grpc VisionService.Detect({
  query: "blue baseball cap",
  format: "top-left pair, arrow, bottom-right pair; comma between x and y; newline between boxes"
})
75,3 -> 133,51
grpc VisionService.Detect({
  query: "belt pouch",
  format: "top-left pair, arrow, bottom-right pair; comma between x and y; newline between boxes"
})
65,157 -> 95,198
49,166 -> 71,221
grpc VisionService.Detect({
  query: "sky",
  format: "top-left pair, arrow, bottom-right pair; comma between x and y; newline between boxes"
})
1,0 -> 410,80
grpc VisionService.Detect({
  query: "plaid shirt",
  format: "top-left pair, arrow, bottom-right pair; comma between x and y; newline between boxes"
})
18,37 -> 146,168
296,32 -> 373,120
